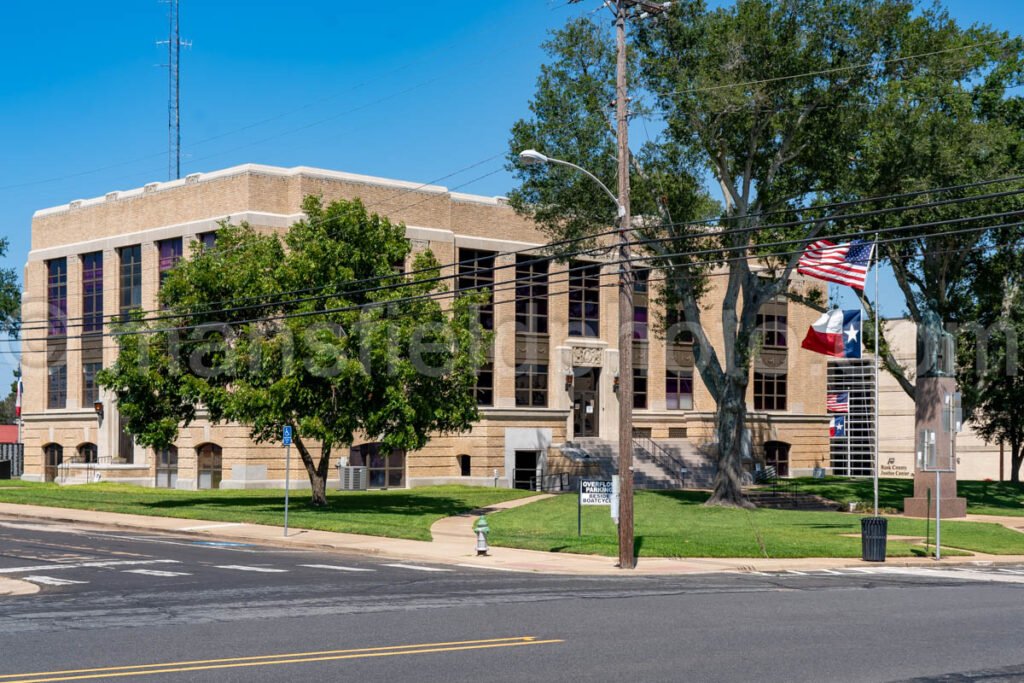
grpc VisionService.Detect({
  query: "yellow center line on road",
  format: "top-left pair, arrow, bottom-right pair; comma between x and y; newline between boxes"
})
0,636 -> 564,683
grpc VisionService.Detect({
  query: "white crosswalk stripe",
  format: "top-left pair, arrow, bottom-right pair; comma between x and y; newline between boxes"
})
22,575 -> 88,586
122,569 -> 192,577
817,569 -> 842,575
785,570 -> 808,576
382,563 -> 453,573
0,559 -> 179,574
214,565 -> 288,573
299,564 -> 375,572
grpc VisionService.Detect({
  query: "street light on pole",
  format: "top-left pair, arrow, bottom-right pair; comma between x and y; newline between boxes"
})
517,147 -> 635,569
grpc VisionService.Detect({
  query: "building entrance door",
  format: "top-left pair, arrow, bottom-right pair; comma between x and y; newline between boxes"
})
513,450 -> 539,490
572,367 -> 600,438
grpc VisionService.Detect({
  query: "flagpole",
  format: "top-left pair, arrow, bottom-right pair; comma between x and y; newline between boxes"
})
873,236 -> 880,518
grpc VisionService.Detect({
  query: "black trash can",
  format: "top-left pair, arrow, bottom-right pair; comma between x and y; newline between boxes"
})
861,517 -> 888,562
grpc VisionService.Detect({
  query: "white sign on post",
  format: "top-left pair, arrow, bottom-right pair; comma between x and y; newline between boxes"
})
580,479 -> 613,506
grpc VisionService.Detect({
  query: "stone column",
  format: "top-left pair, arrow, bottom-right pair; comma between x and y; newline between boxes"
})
903,375 -> 967,518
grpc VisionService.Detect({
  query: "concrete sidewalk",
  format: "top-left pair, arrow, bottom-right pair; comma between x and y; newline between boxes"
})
4,499 -> 1024,596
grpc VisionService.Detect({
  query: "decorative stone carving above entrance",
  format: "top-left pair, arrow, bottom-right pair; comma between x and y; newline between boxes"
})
571,346 -> 603,367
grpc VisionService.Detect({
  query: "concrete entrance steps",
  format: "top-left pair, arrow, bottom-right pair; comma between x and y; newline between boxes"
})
558,437 -> 717,490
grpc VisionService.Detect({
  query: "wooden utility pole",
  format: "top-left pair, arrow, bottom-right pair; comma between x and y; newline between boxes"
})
614,0 -> 635,570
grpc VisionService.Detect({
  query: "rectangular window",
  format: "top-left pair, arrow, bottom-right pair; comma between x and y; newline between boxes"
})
515,255 -> 548,334
633,366 -> 648,409
515,363 -> 548,407
666,369 -> 694,410
82,362 -> 101,406
198,231 -> 218,250
119,245 -> 142,314
633,266 -> 650,293
754,372 -> 788,411
48,364 -> 67,409
756,313 -> 788,349
81,252 -> 103,334
47,259 -> 68,336
457,248 -> 495,330
158,237 -> 183,289
633,306 -> 648,341
568,262 -> 600,337
475,361 -> 494,406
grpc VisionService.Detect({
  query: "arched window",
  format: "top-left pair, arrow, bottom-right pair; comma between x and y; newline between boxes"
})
43,443 -> 63,483
196,443 -> 222,490
77,443 -> 97,464
156,445 -> 178,489
764,441 -> 791,478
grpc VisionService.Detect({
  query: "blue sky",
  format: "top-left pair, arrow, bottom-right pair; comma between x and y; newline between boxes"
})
1,0 -> 1022,388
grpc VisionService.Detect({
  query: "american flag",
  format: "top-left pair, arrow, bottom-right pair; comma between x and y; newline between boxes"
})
797,239 -> 875,290
826,391 -> 849,413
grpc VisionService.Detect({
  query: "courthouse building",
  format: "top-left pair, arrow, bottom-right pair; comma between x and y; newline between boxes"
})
19,164 -> 832,489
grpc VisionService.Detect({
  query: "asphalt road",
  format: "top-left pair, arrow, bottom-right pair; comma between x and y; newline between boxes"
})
2,515 -> 1024,682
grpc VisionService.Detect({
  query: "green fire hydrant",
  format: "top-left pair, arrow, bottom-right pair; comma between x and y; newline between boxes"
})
474,515 -> 490,556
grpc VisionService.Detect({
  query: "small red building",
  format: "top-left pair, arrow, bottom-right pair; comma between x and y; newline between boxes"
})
0,425 -> 18,443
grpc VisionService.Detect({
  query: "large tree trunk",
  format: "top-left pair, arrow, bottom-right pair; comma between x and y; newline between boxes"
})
1011,441 -> 1022,485
706,380 -> 754,508
293,433 -> 331,507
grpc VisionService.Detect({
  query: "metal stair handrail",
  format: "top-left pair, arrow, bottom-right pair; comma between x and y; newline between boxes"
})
633,436 -> 689,478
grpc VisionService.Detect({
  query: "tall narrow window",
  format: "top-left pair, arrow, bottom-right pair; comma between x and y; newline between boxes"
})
158,237 -> 183,289
82,362 -> 101,406
515,255 -> 548,334
568,262 -> 600,337
633,366 -> 648,409
666,308 -> 694,344
81,252 -> 103,334
633,306 -> 649,340
666,369 -> 693,410
48,364 -> 67,409
119,245 -> 142,315
47,259 -> 67,336
475,361 -> 494,406
457,248 -> 495,330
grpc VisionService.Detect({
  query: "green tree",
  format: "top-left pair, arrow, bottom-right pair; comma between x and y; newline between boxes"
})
0,378 -> 16,424
0,236 -> 19,337
510,1 -> 1023,506
100,196 -> 486,506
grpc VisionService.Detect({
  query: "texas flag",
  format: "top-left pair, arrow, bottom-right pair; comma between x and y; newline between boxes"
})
830,415 -> 846,438
801,310 -> 861,358
14,377 -> 23,419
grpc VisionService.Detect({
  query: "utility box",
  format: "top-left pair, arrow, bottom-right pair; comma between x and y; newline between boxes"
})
337,465 -> 368,491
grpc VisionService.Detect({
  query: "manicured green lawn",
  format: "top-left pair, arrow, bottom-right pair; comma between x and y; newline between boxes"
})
0,481 -> 534,541
487,490 -> 1024,558
782,477 -> 1024,516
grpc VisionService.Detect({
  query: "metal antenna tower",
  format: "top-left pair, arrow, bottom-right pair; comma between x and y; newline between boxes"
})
158,0 -> 189,180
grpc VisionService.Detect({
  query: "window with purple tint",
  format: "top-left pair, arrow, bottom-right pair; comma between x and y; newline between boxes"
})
81,252 -> 103,334
47,259 -> 67,336
666,370 -> 694,410
198,231 -> 217,250
158,238 -> 183,289
633,306 -> 648,340
568,262 -> 600,337
119,245 -> 142,314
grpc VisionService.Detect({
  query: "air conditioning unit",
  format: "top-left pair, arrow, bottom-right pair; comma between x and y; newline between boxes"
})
338,466 -> 368,491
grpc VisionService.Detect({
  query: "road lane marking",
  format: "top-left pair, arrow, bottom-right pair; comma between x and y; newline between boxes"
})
21,576 -> 88,586
382,563 -> 452,572
784,570 -> 808,576
177,523 -> 243,531
844,568 -> 876,573
871,567 -> 1024,584
214,565 -> 287,573
0,636 -> 563,682
817,569 -> 842,575
0,560 -> 179,575
121,570 -> 192,577
299,564 -> 374,572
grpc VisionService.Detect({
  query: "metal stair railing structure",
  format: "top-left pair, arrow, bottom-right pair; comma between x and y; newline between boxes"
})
633,436 -> 690,483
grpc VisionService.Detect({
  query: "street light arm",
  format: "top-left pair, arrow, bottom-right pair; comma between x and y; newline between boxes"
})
545,157 -> 626,219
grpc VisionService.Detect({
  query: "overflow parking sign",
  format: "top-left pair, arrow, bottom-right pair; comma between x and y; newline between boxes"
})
580,479 -> 613,506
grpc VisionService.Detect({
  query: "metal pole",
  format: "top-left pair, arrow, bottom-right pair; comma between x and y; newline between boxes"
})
873,236 -> 880,518
578,479 -> 583,538
935,471 -> 942,560
284,442 -> 291,537
614,0 -> 635,571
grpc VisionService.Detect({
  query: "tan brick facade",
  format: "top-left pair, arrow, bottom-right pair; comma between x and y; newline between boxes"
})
20,164 -> 829,489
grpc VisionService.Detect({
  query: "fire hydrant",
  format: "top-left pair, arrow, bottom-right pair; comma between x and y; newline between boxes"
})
474,515 -> 490,556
